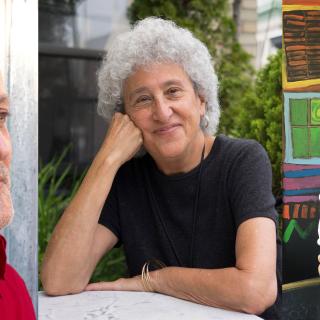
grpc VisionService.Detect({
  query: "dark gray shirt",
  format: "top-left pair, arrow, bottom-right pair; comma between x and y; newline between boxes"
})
99,134 -> 281,319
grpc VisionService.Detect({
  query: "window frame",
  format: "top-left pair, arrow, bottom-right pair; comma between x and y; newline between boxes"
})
285,92 -> 320,164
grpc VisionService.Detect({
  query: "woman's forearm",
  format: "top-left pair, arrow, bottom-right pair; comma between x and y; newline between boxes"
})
41,114 -> 143,296
152,266 -> 277,315
40,154 -> 120,295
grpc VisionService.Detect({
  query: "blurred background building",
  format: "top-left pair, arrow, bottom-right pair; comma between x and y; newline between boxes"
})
39,0 -> 130,171
234,0 -> 281,68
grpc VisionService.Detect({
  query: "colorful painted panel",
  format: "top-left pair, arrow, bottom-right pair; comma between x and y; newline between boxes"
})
284,92 -> 320,164
283,97 -> 320,283
283,164 -> 320,203
282,1 -> 320,284
282,4 -> 320,91
283,10 -> 320,82
282,200 -> 319,282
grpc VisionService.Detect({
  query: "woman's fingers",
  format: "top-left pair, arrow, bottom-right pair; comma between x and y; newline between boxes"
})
85,277 -> 144,292
100,113 -> 143,166
85,281 -> 119,291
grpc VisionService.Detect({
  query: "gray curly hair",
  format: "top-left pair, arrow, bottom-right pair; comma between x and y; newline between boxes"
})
97,17 -> 220,135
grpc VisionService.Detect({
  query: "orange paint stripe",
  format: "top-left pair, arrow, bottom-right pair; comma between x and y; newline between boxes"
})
307,11 -> 320,16
286,45 -> 320,51
286,20 -> 306,26
287,50 -> 306,56
283,204 -> 290,219
284,14 -> 305,20
293,204 -> 300,218
288,60 -> 308,66
283,0 -> 320,5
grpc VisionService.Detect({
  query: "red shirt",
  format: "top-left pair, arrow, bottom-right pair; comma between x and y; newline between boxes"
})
0,235 -> 36,319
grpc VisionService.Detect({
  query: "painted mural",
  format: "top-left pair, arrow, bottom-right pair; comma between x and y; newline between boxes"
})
282,0 -> 320,283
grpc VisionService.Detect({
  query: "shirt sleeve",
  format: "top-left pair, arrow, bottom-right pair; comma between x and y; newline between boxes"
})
0,264 -> 36,320
227,140 -> 278,229
98,174 -> 122,248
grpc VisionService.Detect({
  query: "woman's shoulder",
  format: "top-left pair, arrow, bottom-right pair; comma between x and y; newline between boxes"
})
216,134 -> 268,160
208,135 -> 270,175
218,134 -> 263,149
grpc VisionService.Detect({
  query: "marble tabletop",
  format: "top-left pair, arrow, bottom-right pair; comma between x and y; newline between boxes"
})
39,291 -> 262,320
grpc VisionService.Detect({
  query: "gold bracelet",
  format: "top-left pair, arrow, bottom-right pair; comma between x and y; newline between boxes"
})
141,262 -> 152,292
141,259 -> 166,292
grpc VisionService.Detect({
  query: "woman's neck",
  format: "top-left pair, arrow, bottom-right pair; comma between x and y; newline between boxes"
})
153,134 -> 215,176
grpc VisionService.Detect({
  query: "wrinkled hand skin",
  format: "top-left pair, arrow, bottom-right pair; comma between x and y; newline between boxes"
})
99,112 -> 143,167
85,274 -> 146,292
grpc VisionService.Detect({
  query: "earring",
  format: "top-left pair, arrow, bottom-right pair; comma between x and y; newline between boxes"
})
203,114 -> 209,129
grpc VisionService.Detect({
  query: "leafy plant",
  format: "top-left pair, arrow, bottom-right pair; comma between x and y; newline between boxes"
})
38,148 -> 127,288
38,147 -> 82,270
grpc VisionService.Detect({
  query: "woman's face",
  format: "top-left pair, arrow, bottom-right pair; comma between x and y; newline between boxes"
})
123,63 -> 205,160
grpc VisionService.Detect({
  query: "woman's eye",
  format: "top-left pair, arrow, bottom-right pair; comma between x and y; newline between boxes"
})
167,87 -> 181,96
136,96 -> 151,104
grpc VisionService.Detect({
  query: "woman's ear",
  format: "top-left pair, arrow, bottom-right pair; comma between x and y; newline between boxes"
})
198,95 -> 206,116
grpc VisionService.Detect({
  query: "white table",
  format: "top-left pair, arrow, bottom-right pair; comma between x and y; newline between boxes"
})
39,291 -> 262,320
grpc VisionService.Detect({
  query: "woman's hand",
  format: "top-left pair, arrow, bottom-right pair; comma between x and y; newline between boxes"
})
98,112 -> 143,168
85,275 -> 145,292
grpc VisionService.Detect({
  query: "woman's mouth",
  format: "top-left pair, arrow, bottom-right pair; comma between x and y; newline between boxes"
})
153,124 -> 181,135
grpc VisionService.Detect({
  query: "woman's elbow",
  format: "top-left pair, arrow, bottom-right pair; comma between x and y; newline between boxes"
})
241,276 -> 277,315
40,269 -> 85,296
42,283 -> 71,297
42,280 -> 84,296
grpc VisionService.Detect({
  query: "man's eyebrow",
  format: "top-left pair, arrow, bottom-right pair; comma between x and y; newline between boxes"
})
0,94 -> 9,106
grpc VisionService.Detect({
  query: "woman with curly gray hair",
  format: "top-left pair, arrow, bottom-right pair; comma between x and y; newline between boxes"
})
41,17 -> 280,320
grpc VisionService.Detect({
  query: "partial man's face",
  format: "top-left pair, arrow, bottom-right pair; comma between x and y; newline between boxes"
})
0,74 -> 13,229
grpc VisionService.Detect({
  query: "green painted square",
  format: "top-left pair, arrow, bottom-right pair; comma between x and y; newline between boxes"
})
292,127 -> 309,158
310,127 -> 320,157
290,99 -> 308,125
311,99 -> 320,125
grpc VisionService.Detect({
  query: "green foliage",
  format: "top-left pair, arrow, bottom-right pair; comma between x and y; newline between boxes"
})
38,147 -> 82,270
218,42 -> 255,134
128,0 -> 254,135
38,148 -> 127,288
234,50 -> 282,197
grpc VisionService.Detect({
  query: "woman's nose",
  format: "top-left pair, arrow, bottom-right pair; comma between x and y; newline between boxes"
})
152,97 -> 173,122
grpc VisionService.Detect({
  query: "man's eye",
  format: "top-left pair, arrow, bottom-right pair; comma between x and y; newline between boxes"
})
0,112 -> 9,123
